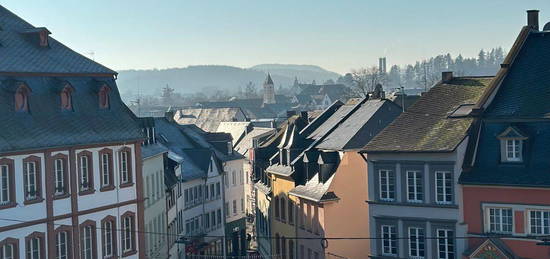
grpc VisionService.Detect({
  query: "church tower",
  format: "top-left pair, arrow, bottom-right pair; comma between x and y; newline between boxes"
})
263,73 -> 276,104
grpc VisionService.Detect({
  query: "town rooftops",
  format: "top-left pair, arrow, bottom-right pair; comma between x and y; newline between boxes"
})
362,76 -> 493,153
175,107 -> 248,132
0,5 -> 116,75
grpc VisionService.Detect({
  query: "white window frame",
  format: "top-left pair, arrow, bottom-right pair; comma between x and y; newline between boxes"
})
379,169 -> 395,201
54,159 -> 65,195
27,236 -> 41,259
82,226 -> 93,259
101,153 -> 110,187
122,216 -> 134,252
120,151 -> 129,183
529,209 -> 550,235
1,243 -> 14,259
24,161 -> 37,200
486,207 -> 513,233
56,231 -> 68,259
79,156 -> 89,191
0,165 -> 10,204
381,225 -> 397,256
103,221 -> 114,257
408,227 -> 425,259
505,139 -> 522,162
406,170 -> 423,203
435,171 -> 452,205
436,229 -> 454,259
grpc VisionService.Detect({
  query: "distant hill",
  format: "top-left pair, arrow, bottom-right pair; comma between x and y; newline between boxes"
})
116,64 -> 340,97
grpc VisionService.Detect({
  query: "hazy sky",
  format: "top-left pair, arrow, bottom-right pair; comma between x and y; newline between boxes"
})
3,0 -> 550,74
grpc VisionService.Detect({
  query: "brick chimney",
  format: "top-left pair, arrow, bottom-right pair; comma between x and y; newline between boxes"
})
442,71 -> 453,83
527,10 -> 539,31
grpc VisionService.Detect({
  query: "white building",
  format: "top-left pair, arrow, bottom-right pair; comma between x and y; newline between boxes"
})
0,5 -> 145,259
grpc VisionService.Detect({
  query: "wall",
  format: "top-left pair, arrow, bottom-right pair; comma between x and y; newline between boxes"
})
324,152 -> 370,259
143,152 -> 167,258
271,174 -> 298,258
462,185 -> 550,259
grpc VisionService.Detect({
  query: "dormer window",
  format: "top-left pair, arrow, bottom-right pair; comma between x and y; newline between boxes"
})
498,126 -> 528,163
60,83 -> 74,111
14,83 -> 31,112
39,31 -> 48,47
98,85 -> 111,109
227,141 -> 233,155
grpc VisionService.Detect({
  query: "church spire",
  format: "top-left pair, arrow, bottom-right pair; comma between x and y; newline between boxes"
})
263,73 -> 276,104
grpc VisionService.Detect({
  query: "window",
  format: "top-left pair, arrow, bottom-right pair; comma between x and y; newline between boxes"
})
79,222 -> 96,259
210,183 -> 215,198
26,233 -> 44,259
217,209 -> 222,225
274,196 -> 280,219
506,139 -> 522,162
56,231 -> 69,259
205,212 -> 210,229
407,171 -> 423,202
99,149 -> 113,189
281,236 -> 287,259
281,197 -> 286,222
288,240 -> 294,259
275,234 -> 280,255
98,85 -> 110,109
487,207 -> 513,233
78,153 -> 93,192
381,225 -> 397,256
60,85 -> 73,111
225,202 -> 229,217
233,200 -> 237,215
227,142 -> 233,155
379,170 -> 395,201
530,210 -> 550,235
211,212 -> 216,228
435,171 -> 452,204
119,149 -> 132,185
0,239 -> 17,259
122,213 -> 136,254
101,217 -> 116,258
15,83 -> 30,112
205,185 -> 210,200
232,171 -> 236,185
23,156 -> 41,201
0,161 -> 14,206
408,227 -> 425,258
241,198 -> 245,213
216,182 -> 221,197
54,158 -> 67,195
437,229 -> 454,259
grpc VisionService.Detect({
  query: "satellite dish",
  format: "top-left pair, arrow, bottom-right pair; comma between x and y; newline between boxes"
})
544,22 -> 550,31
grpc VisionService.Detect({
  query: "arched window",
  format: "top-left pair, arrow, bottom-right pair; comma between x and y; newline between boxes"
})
14,84 -> 31,112
60,84 -> 74,111
280,197 -> 286,221
98,85 -> 111,109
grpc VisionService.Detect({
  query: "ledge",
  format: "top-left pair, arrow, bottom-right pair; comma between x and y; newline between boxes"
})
23,197 -> 44,205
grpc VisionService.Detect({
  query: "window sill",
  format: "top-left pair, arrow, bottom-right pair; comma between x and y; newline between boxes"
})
79,189 -> 96,196
121,249 -> 137,257
120,182 -> 134,189
0,202 -> 17,209
100,185 -> 116,192
54,193 -> 71,200
24,197 -> 44,205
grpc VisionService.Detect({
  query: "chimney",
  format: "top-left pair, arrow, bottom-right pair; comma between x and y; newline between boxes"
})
527,10 -> 539,31
165,111 -> 175,122
300,111 -> 309,122
442,71 -> 453,83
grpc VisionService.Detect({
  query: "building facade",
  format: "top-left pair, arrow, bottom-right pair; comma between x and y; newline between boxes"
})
362,74 -> 493,259
0,5 -> 145,259
460,11 -> 550,259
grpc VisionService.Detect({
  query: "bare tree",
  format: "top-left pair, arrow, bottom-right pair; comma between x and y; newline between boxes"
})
351,66 -> 380,97
244,81 -> 258,98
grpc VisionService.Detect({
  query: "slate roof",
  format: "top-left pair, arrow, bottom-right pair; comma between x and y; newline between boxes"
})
305,101 -> 353,140
265,164 -> 293,177
362,77 -> 493,153
175,107 -> 247,132
0,76 -> 143,154
289,173 -> 336,202
459,28 -> 550,188
216,121 -> 250,145
142,142 -> 169,159
234,127 -> 275,156
483,30 -> 550,118
317,99 -> 401,151
0,5 -> 115,75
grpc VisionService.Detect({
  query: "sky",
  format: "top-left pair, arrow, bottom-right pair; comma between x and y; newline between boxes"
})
3,0 -> 550,74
